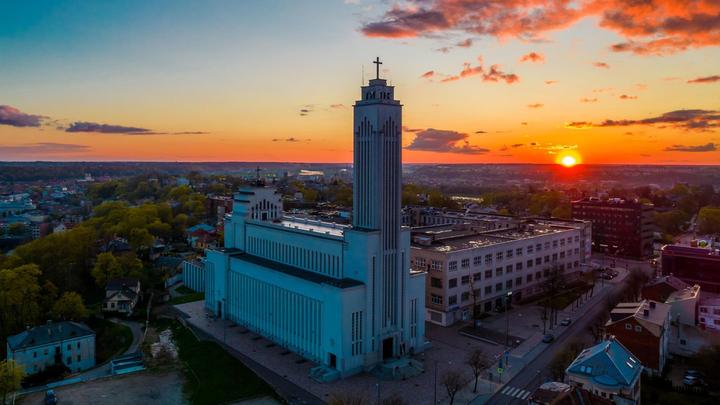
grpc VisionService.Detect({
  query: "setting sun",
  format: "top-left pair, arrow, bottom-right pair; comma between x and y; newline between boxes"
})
561,155 -> 577,167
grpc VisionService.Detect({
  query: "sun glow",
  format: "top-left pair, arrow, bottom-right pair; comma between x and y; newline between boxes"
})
561,155 -> 577,167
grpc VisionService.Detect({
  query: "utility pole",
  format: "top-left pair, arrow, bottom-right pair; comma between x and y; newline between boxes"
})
505,291 -> 513,348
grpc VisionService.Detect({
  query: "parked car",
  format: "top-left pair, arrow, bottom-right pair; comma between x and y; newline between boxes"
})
45,390 -> 58,405
542,334 -> 555,343
682,375 -> 705,387
560,318 -> 572,326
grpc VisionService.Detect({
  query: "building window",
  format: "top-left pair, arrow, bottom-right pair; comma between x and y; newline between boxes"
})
77,355 -> 81,362
473,256 -> 482,266
527,260 -> 533,268
461,275 -> 470,285
496,252 -> 503,261
485,254 -> 492,264
485,270 -> 492,279
431,294 -> 443,305
448,295 -> 457,306
535,258 -> 542,265
77,342 -> 81,349
506,280 -> 513,289
33,351 -> 37,358
461,258 -> 470,268
485,286 -> 492,295
527,274 -> 533,282
516,277 -> 522,286
449,261 -> 458,271
527,245 -> 534,254
506,265 -> 513,274
473,273 -> 482,281
507,249 -> 513,258
496,267 -> 503,277
461,292 -> 470,302
700,307 -> 708,313
536,243 -> 542,251
535,271 -> 542,279
431,277 -> 443,288
516,262 -> 523,271
516,248 -> 523,256
495,283 -> 503,292
431,260 -> 443,271
625,323 -> 632,330
449,278 -> 458,288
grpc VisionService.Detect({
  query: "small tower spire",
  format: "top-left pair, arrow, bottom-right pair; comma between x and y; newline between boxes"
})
373,57 -> 382,79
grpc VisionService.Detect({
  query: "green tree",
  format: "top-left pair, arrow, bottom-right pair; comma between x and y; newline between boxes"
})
0,264 -> 42,341
52,292 -> 88,321
6,223 -> 26,237
698,206 -> 720,234
551,204 -> 571,219
91,253 -> 123,287
654,210 -> 688,235
0,360 -> 24,404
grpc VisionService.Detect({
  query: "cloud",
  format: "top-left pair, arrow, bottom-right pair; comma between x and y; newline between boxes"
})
272,137 -> 306,142
172,131 -> 209,135
593,62 -> 610,69
65,121 -> 152,134
688,75 -> 720,84
565,121 -> 594,129
405,128 -> 489,154
456,38 -> 473,47
511,143 -> 524,148
619,94 -> 638,100
572,109 -> 720,131
420,70 -> 435,79
545,80 -> 558,85
436,46 -> 451,53
664,142 -> 717,152
403,126 -> 424,133
361,1 -> 720,55
0,105 -> 47,127
520,52 -> 545,63
330,104 -> 346,109
527,103 -> 544,109
439,56 -> 518,84
0,142 -> 90,154
580,97 -> 598,103
475,130 -> 487,134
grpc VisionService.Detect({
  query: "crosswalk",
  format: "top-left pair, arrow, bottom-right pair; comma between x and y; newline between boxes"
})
499,385 -> 532,400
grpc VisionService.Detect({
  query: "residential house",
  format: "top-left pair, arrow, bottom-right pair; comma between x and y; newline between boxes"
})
103,278 -> 141,315
566,338 -> 642,403
605,300 -> 670,375
186,223 -> 217,250
641,275 -> 690,303
6,321 -> 95,374
699,298 -> 720,331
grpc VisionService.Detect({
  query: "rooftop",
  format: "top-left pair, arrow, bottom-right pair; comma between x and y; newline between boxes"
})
566,338 -> 641,389
226,250 -> 363,289
7,321 -> 95,351
411,221 -> 577,253
665,284 -> 701,303
607,300 -> 670,337
278,216 -> 347,237
662,244 -> 720,259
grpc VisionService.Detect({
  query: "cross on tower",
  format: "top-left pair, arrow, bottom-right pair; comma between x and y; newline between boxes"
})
373,57 -> 382,79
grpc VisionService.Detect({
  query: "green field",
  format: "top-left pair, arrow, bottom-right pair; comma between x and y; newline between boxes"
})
167,320 -> 276,404
88,317 -> 134,363
170,292 -> 205,305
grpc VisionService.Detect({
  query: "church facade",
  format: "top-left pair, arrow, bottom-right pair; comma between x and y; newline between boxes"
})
205,62 -> 426,380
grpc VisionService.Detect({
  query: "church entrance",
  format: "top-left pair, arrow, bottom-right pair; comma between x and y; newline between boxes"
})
382,337 -> 394,360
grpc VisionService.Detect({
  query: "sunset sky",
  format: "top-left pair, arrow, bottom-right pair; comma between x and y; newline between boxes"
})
1,0 -> 719,164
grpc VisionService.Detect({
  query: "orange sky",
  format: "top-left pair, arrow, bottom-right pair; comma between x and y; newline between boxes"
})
1,1 -> 719,164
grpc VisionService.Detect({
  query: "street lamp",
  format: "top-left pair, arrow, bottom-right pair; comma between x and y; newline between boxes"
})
505,291 -> 513,348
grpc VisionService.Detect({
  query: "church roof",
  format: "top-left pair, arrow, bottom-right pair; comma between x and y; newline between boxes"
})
227,250 -> 363,289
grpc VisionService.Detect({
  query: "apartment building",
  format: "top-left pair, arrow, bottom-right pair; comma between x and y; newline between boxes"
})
411,218 -> 591,326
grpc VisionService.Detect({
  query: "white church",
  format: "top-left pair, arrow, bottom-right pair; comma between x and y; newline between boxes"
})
205,59 -> 427,380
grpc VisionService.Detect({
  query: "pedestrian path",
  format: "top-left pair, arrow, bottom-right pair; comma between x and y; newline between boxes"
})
498,385 -> 532,400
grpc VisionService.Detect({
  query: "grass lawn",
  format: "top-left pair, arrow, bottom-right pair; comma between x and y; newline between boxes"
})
539,286 -> 591,310
87,317 -> 134,363
166,320 -> 275,404
175,285 -> 196,294
170,292 -> 205,305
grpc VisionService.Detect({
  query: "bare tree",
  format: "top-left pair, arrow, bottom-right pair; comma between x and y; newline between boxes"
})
466,348 -> 491,393
329,393 -> 371,405
441,370 -> 467,405
468,275 -> 480,321
541,265 -> 565,328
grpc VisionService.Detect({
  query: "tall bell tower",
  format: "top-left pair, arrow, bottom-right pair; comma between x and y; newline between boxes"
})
353,58 -> 404,342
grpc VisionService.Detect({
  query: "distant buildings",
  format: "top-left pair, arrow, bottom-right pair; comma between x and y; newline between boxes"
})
605,300 -> 670,375
571,198 -> 654,259
410,217 -> 591,326
6,321 -> 96,375
565,338 -> 642,403
661,245 -> 720,293
103,278 -> 141,315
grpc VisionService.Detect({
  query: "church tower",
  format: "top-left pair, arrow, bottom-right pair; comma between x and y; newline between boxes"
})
353,58 -> 404,341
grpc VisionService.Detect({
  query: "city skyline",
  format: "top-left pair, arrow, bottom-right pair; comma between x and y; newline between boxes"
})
1,0 -> 719,164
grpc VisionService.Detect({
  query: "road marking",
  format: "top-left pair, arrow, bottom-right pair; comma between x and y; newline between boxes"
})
501,386 -> 511,395
520,391 -> 531,400
514,389 -> 528,398
507,387 -> 519,396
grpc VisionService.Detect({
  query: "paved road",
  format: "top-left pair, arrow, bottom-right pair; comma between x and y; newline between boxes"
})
484,280 -> 624,405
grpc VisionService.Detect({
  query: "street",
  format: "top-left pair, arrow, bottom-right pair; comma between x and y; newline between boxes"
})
483,272 -> 627,404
